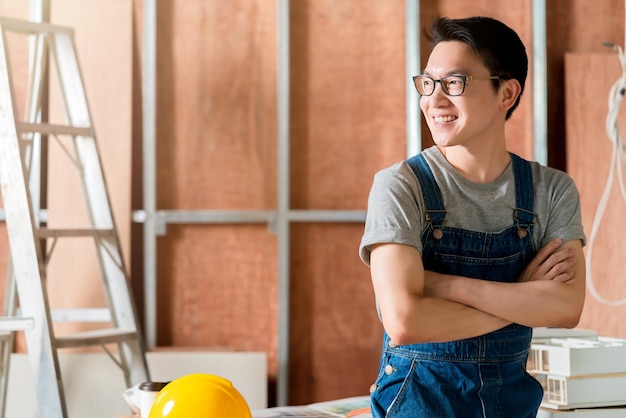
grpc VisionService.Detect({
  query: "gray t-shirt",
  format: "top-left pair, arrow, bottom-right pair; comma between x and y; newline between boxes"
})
360,146 -> 586,265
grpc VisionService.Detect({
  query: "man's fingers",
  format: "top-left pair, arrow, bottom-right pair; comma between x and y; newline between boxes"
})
535,238 -> 563,263
544,248 -> 577,280
551,270 -> 576,283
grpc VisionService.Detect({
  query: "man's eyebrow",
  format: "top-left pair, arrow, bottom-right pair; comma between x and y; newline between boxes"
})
422,68 -> 469,77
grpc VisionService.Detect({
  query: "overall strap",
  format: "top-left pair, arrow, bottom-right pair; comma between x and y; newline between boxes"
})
406,153 -> 447,235
510,153 -> 537,238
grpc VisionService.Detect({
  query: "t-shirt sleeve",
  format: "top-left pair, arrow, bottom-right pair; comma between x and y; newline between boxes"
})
359,164 -> 424,266
538,167 -> 586,247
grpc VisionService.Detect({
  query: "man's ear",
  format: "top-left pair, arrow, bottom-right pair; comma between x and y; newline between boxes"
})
499,79 -> 522,112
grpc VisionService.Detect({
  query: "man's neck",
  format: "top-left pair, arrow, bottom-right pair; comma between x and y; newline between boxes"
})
436,145 -> 510,183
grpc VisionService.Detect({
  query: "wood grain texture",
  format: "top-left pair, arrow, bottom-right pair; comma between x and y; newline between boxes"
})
289,224 -> 382,404
289,0 -> 407,210
155,1 -> 278,211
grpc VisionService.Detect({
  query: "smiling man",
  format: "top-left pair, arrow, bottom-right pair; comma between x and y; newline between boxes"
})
359,16 -> 586,418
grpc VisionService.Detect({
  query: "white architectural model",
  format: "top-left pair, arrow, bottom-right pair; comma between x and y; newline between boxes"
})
530,329 -> 626,411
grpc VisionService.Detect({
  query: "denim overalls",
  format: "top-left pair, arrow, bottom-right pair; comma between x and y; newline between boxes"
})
370,153 -> 544,418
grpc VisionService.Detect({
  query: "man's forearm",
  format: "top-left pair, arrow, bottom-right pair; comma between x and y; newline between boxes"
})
383,291 -> 512,345
424,239 -> 585,329
424,264 -> 584,328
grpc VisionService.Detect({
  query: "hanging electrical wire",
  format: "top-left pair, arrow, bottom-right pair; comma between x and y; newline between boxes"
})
585,22 -> 626,306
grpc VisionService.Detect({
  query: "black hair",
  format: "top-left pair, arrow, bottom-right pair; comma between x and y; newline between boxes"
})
426,16 -> 528,120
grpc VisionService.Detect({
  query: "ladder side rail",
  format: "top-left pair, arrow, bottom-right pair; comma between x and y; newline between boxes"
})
0,22 -> 66,418
0,29 -> 49,418
0,263 -> 17,418
50,30 -> 149,386
25,32 -> 48,227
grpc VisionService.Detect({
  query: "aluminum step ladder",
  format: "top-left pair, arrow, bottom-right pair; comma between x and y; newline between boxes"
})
0,17 -> 150,417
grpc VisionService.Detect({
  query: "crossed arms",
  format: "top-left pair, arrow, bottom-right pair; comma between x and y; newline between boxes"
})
369,237 -> 586,346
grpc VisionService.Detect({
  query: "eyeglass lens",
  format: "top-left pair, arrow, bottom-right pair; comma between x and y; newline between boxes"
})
414,75 -> 465,96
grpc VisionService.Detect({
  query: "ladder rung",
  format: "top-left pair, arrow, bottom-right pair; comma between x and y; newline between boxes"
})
50,308 -> 111,323
37,228 -> 116,239
55,328 -> 138,348
0,316 -> 34,331
18,121 -> 92,137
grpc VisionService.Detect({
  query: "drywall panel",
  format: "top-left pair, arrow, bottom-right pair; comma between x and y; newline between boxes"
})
565,53 -> 626,337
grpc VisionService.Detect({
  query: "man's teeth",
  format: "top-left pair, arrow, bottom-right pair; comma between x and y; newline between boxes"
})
434,115 -> 457,123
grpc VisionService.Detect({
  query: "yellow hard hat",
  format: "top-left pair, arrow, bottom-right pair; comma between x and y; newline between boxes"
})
148,373 -> 252,418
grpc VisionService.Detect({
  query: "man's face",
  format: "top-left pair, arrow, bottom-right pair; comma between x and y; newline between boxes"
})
420,41 -> 502,150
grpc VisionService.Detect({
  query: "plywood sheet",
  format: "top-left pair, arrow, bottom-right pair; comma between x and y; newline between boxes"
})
155,1 -> 278,211
289,0 -> 407,210
152,223 -> 379,406
289,224 -> 382,404
565,53 -> 626,337
155,224 -> 278,368
546,0 -> 625,170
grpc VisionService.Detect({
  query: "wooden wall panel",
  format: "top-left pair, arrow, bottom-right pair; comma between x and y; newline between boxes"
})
287,0 -> 404,405
290,0 -> 407,209
289,224 -> 382,404
565,53 -> 626,337
152,0 -> 282,398
156,225 -> 277,351
547,0 -> 625,170
155,1 -> 277,211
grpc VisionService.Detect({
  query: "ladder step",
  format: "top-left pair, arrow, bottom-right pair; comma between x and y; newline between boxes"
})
55,328 -> 137,348
17,308 -> 111,323
0,316 -> 34,331
50,308 -> 111,323
37,228 -> 116,239
18,121 -> 92,138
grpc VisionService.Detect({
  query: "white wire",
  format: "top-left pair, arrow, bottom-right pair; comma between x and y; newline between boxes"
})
585,39 -> 626,306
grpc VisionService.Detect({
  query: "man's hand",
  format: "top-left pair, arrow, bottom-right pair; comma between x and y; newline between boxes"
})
518,238 -> 577,283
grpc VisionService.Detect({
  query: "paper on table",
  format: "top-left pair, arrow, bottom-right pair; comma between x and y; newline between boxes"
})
252,396 -> 371,418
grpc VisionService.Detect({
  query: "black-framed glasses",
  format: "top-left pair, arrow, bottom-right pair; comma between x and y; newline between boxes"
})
412,74 -> 500,96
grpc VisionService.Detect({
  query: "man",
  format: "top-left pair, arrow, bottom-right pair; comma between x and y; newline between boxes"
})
359,16 -> 586,417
